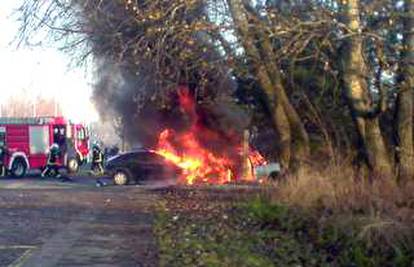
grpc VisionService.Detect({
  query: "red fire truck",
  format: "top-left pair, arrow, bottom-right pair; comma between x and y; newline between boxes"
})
0,116 -> 89,177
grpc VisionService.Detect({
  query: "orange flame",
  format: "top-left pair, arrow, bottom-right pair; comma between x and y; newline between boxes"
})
156,129 -> 235,184
156,129 -> 266,185
154,86 -> 267,185
249,150 -> 267,166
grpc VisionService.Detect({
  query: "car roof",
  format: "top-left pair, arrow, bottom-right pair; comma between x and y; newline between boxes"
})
120,149 -> 157,155
116,149 -> 164,158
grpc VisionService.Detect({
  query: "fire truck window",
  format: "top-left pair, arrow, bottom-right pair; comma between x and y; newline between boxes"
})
78,129 -> 85,140
0,133 -> 5,147
0,127 -> 6,147
29,126 -> 50,154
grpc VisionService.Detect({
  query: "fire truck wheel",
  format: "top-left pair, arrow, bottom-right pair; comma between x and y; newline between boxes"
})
11,158 -> 27,178
113,170 -> 129,186
67,158 -> 80,174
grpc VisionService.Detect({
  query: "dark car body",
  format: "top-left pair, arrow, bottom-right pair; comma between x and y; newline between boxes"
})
105,149 -> 182,185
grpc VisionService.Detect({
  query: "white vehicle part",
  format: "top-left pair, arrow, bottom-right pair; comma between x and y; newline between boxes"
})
254,163 -> 281,178
63,153 -> 68,166
107,154 -> 121,163
73,127 -> 84,163
77,150 -> 83,162
8,152 -> 30,170
66,124 -> 72,138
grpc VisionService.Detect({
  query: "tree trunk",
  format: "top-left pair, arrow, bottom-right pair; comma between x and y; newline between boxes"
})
397,0 -> 414,182
228,0 -> 310,170
227,0 -> 292,169
257,33 -> 310,168
341,0 -> 393,178
256,65 -> 292,169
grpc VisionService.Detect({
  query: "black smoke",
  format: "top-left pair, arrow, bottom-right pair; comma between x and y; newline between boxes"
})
79,0 -> 250,149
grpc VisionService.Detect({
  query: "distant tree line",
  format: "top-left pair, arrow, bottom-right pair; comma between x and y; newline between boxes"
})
1,91 -> 62,117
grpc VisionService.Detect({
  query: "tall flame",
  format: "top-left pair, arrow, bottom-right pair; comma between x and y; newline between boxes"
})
154,86 -> 267,185
156,129 -> 234,184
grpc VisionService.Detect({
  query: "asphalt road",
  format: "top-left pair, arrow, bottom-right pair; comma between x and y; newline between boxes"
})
0,175 -> 159,267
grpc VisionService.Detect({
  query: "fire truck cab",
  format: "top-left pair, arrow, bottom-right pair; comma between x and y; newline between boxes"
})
0,116 -> 89,177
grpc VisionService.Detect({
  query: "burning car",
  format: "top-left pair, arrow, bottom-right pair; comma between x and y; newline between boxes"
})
105,87 -> 274,186
104,149 -> 182,185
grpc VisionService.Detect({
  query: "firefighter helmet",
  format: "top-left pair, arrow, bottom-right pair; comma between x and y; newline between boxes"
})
92,143 -> 101,151
50,143 -> 59,152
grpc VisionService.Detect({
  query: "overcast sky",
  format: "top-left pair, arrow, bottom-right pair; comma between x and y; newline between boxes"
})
0,1 -> 98,123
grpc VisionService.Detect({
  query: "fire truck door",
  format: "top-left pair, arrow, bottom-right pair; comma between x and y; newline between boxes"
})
29,126 -> 50,169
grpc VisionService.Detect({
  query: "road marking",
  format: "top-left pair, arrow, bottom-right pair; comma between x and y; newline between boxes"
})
20,212 -> 97,267
0,181 -> 84,190
9,248 -> 36,267
0,246 -> 36,249
0,245 -> 37,267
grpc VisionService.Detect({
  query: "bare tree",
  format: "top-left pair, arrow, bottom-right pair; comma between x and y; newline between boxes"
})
1,94 -> 63,117
396,0 -> 414,182
340,0 -> 393,178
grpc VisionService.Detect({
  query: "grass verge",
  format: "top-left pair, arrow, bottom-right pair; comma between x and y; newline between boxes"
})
154,170 -> 414,267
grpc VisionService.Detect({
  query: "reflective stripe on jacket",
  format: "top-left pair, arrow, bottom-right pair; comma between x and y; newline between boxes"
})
47,152 -> 59,165
93,151 -> 103,163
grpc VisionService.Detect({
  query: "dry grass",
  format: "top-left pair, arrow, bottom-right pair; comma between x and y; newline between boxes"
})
262,163 -> 414,256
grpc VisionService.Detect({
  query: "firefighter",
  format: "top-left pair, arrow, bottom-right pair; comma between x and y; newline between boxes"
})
41,144 -> 61,178
91,143 -> 106,187
0,144 -> 7,177
92,143 -> 105,174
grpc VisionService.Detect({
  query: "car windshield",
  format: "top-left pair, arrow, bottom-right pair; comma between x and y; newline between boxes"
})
134,152 -> 165,162
116,152 -> 165,163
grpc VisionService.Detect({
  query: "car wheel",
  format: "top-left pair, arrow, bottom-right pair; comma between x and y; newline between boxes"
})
11,158 -> 27,178
67,157 -> 79,174
113,170 -> 129,186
